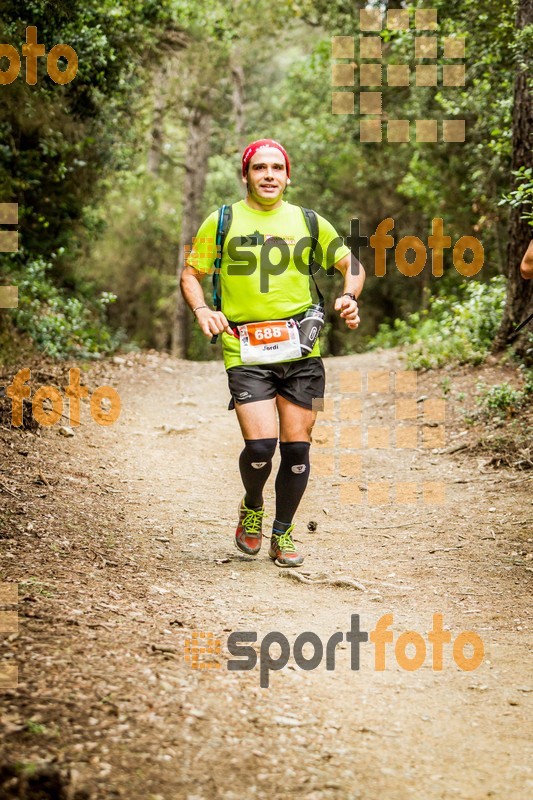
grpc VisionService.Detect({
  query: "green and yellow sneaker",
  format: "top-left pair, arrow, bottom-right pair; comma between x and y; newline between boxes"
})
269,526 -> 304,567
235,498 -> 265,555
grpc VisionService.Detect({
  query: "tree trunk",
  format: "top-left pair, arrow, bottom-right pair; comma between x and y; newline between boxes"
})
147,66 -> 167,176
231,53 -> 245,150
171,107 -> 212,358
493,0 -> 533,360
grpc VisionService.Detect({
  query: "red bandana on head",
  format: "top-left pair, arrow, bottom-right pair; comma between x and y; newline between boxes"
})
241,139 -> 291,178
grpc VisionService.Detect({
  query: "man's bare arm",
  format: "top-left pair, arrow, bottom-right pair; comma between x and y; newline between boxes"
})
180,265 -> 233,337
334,253 -> 366,298
520,240 -> 533,280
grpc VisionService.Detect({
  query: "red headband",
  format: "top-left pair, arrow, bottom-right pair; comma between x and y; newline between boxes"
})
241,139 -> 291,178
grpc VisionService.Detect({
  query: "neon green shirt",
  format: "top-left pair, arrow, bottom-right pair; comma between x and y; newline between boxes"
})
188,199 -> 351,369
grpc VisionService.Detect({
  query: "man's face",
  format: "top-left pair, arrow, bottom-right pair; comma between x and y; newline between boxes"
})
244,147 -> 288,205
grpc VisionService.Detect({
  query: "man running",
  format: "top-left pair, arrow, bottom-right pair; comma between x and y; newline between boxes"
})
180,138 -> 365,567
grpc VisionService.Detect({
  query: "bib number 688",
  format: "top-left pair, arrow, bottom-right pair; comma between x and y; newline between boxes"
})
255,326 -> 282,341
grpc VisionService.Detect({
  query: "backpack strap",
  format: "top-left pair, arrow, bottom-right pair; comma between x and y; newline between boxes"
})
210,204 -> 233,344
212,204 -> 233,311
300,207 -> 325,308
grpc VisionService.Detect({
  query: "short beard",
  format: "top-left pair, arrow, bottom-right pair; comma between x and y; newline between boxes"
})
246,181 -> 286,197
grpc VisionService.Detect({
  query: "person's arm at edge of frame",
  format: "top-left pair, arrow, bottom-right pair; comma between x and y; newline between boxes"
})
332,252 -> 366,329
520,240 -> 533,280
180,264 -> 233,338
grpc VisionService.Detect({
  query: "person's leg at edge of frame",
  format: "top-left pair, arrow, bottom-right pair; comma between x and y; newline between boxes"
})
269,394 -> 317,568
233,398 -> 278,556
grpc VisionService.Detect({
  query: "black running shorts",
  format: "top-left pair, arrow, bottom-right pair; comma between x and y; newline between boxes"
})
226,357 -> 326,411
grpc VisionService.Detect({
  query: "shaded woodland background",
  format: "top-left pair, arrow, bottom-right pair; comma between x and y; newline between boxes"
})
0,0 -> 532,368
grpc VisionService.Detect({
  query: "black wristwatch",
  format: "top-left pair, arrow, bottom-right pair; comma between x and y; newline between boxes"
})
342,292 -> 356,301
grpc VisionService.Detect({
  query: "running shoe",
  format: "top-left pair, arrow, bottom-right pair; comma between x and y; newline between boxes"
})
235,498 -> 265,555
269,525 -> 304,567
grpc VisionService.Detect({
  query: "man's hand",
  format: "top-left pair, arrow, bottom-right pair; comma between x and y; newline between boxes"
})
195,307 -> 234,338
334,295 -> 360,329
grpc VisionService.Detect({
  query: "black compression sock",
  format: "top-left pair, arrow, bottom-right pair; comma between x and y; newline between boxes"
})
274,441 -> 311,523
238,438 -> 278,509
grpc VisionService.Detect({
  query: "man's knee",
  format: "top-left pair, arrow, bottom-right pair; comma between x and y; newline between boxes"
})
279,440 -> 311,467
242,437 -> 278,464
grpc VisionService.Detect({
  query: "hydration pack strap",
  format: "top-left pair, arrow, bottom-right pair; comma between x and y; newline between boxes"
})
301,207 -> 325,310
211,204 -> 233,344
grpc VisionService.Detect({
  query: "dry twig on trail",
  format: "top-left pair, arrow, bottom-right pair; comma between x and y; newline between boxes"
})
0,481 -> 19,497
368,580 -> 415,591
357,521 -> 424,531
37,472 -> 51,487
446,443 -> 470,454
282,571 -> 366,591
428,545 -> 465,553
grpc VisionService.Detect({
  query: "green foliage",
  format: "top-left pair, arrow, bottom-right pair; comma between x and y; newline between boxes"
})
499,167 -> 533,226
476,371 -> 533,417
369,277 -> 506,369
0,0 -> 182,265
25,720 -> 47,736
440,376 -> 452,397
19,578 -> 55,597
8,257 -> 120,358
187,320 -> 222,361
0,0 -> 185,357
80,173 -> 181,349
12,762 -> 38,777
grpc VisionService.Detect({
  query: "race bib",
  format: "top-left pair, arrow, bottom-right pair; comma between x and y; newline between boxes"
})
238,319 -> 302,365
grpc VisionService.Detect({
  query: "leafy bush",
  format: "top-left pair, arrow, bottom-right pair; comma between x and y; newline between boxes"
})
79,174 -> 182,350
8,257 -> 121,358
475,371 -> 533,417
477,382 -> 524,413
369,277 -> 506,369
499,167 -> 533,227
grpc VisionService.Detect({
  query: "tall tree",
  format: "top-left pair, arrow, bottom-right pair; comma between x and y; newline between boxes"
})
166,14 -> 232,356
171,106 -> 213,357
493,0 -> 533,359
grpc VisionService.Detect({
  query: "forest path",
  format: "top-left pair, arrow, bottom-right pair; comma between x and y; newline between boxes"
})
1,350 -> 532,800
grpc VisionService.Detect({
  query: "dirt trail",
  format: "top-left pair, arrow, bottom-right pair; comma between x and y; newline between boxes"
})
1,350 -> 532,800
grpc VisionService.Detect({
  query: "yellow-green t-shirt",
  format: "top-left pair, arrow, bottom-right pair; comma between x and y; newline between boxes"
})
188,199 -> 350,369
